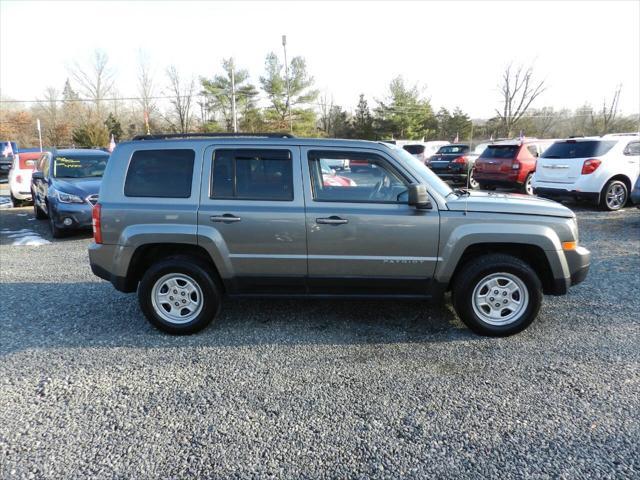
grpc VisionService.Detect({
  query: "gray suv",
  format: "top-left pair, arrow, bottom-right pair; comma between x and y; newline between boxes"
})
89,134 -> 590,336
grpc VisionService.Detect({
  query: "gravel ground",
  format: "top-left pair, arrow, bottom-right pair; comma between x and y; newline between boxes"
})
0,199 -> 639,479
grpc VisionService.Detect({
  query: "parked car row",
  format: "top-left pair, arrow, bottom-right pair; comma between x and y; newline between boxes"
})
412,134 -> 639,212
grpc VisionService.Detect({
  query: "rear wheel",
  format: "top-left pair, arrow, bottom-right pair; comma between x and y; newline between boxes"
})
10,192 -> 22,208
468,169 -> 479,189
138,256 -> 221,334
452,254 -> 542,336
600,179 -> 628,211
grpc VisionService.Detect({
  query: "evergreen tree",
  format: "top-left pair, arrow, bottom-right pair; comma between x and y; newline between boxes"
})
259,52 -> 318,134
374,77 -> 435,139
104,113 -> 124,141
352,94 -> 374,139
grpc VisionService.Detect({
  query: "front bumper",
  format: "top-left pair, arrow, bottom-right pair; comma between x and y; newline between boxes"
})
551,246 -> 591,295
50,202 -> 94,230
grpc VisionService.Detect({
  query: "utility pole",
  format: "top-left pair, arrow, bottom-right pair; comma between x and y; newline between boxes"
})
230,58 -> 238,133
282,35 -> 292,133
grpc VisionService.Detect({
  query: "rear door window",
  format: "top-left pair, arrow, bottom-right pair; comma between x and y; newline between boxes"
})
480,145 -> 519,159
125,149 -> 195,198
403,145 -> 425,155
541,140 -> 617,159
624,142 -> 640,156
211,149 -> 293,201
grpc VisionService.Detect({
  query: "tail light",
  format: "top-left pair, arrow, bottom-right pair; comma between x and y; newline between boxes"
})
581,158 -> 601,175
92,203 -> 103,244
15,174 -> 22,183
511,160 -> 521,170
453,156 -> 467,164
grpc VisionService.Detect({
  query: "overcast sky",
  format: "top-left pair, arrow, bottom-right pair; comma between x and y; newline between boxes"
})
1,0 -> 639,118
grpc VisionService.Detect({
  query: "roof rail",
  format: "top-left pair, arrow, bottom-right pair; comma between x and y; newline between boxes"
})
131,132 -> 295,141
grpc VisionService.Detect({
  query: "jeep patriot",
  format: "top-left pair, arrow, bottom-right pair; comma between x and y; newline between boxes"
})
89,134 -> 590,336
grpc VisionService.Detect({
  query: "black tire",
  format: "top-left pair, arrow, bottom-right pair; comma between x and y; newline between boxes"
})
33,193 -> 47,219
452,253 -> 543,337
138,256 -> 221,334
478,183 -> 496,191
49,214 -> 64,238
600,179 -> 628,211
468,169 -> 479,189
10,192 -> 21,208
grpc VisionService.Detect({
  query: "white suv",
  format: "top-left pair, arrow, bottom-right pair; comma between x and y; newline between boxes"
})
532,134 -> 640,211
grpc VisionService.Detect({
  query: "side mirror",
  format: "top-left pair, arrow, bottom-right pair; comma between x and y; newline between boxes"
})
408,184 -> 432,210
32,171 -> 44,181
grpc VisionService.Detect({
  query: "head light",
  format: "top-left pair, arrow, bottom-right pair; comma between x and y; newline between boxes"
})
56,191 -> 85,204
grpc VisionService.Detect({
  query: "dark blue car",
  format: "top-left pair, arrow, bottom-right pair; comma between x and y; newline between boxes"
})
31,149 -> 109,237
631,176 -> 640,209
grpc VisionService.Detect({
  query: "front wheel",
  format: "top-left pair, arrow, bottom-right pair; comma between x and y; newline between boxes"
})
138,256 -> 221,334
600,179 -> 628,211
523,173 -> 534,195
33,193 -> 47,219
452,254 -> 542,336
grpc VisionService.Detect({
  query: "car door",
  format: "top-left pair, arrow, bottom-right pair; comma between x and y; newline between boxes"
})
301,146 -> 440,296
197,145 -> 307,294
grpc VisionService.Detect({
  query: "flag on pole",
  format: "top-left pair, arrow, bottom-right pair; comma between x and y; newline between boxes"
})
519,130 -> 525,142
454,132 -> 459,143
489,134 -> 494,141
108,134 -> 116,153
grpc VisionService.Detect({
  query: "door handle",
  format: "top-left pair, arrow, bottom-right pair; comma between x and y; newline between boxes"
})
316,216 -> 348,225
210,214 -> 241,223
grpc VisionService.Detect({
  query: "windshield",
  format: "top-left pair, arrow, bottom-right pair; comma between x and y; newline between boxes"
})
53,155 -> 109,178
437,145 -> 469,154
480,145 -> 519,159
387,144 -> 453,197
541,140 -> 617,159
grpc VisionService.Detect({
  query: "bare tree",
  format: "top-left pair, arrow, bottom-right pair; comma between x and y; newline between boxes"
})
34,87 -> 71,146
137,50 -> 156,134
318,92 -> 334,134
496,63 -> 546,137
164,65 -> 195,134
69,50 -> 115,120
591,85 -> 622,135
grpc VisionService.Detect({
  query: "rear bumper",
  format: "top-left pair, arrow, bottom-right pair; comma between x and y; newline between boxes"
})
89,242 -> 138,293
534,187 -> 599,204
473,171 -> 522,186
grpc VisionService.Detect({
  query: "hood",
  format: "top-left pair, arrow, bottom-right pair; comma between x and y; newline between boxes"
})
52,177 -> 102,197
446,191 -> 575,218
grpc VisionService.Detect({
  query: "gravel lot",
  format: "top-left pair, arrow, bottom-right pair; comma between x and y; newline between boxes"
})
1,196 -> 639,479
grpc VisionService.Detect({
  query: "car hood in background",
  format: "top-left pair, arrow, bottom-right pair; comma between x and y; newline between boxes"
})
52,178 -> 102,198
446,191 -> 574,218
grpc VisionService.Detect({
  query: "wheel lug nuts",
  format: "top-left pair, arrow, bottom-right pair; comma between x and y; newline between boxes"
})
494,290 -> 499,294
182,299 -> 186,304
173,290 -> 177,294
169,296 -> 174,300
174,302 -> 180,306
495,303 -> 500,307
502,291 -> 507,296
503,299 -> 508,304
181,292 -> 185,296
489,297 -> 494,301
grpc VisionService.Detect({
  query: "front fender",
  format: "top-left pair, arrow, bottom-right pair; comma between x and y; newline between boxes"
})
435,222 -> 569,284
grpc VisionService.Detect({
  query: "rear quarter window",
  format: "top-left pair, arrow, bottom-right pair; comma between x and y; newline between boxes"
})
542,141 -> 617,159
124,149 -> 195,198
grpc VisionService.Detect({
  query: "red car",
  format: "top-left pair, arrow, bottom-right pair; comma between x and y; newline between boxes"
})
473,139 -> 555,194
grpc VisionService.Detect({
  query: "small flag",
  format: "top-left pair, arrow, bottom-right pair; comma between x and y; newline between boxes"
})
36,118 -> 41,133
454,132 -> 459,143
490,134 -> 494,142
519,130 -> 525,142
108,134 -> 116,153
